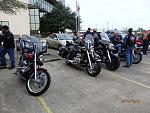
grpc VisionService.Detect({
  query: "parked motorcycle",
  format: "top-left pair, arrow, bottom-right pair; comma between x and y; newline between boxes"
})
59,37 -> 101,77
117,46 -> 142,64
95,32 -> 120,71
15,41 -> 51,96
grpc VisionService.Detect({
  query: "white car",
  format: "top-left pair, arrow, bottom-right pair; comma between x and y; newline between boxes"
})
46,33 -> 73,50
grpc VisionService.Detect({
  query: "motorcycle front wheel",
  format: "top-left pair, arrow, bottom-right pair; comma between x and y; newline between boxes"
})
106,55 -> 120,71
26,68 -> 51,96
86,62 -> 101,77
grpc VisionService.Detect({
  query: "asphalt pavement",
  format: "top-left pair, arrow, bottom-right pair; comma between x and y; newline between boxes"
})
0,49 -> 150,113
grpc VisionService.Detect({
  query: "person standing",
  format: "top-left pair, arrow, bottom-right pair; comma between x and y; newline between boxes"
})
143,31 -> 150,55
0,25 -> 15,69
123,28 -> 136,68
0,32 -> 3,62
92,28 -> 101,40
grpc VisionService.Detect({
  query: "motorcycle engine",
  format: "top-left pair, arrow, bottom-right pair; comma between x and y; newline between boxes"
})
20,60 -> 29,73
74,53 -> 82,64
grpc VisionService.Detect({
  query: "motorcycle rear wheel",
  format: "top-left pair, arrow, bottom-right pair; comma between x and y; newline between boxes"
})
26,69 -> 51,96
132,52 -> 142,64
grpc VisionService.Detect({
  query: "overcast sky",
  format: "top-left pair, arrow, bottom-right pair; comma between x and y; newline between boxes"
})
66,0 -> 150,30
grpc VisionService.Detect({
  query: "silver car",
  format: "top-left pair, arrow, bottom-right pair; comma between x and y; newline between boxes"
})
46,33 -> 73,50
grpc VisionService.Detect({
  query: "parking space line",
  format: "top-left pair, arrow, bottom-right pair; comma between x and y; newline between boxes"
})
142,62 -> 150,65
103,70 -> 150,89
37,96 -> 54,113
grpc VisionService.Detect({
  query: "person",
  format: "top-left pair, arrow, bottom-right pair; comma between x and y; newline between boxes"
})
111,32 -> 122,56
0,25 -> 15,69
83,28 -> 95,49
123,28 -> 136,68
0,32 -> 3,62
142,31 -> 150,55
92,28 -> 101,40
73,31 -> 80,43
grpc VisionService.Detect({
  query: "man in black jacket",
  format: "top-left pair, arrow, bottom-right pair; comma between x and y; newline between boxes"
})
0,25 -> 15,69
0,33 -> 3,62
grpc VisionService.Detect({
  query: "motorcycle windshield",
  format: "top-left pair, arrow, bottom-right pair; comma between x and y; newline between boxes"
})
100,32 -> 110,42
84,34 -> 94,49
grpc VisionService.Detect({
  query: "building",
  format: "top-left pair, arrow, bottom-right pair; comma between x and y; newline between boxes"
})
0,0 -> 58,36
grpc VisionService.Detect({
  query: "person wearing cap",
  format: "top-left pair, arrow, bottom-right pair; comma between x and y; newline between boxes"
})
0,25 -> 15,69
123,28 -> 136,68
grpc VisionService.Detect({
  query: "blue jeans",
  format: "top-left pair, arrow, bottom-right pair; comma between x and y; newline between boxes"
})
115,44 -> 122,56
125,47 -> 133,67
1,48 -> 15,67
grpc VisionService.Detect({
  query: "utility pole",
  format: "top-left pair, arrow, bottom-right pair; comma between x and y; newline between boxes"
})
76,0 -> 80,32
106,22 -> 109,31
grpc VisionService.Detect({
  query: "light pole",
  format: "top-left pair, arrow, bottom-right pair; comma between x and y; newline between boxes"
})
76,0 -> 80,32
106,22 -> 109,30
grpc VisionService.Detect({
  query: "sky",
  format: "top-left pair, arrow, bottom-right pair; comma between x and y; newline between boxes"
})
65,0 -> 150,30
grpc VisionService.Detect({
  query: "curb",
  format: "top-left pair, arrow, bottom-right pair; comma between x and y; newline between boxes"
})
44,58 -> 62,63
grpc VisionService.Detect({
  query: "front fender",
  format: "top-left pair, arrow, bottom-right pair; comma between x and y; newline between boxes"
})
26,68 -> 48,79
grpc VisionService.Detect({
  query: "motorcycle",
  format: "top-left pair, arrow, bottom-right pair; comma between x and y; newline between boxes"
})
15,40 -> 51,96
59,37 -> 101,77
95,32 -> 120,71
117,45 -> 142,64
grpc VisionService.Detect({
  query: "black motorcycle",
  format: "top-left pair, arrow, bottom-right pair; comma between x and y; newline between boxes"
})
15,41 -> 51,96
59,39 -> 101,77
94,32 -> 120,71
119,46 -> 142,64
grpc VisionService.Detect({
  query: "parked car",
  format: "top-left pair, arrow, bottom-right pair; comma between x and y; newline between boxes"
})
46,33 -> 73,50
16,36 -> 47,53
106,30 -> 127,39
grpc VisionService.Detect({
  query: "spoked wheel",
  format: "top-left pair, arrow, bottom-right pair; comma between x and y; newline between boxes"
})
132,52 -> 142,64
26,69 -> 51,96
86,62 -> 101,77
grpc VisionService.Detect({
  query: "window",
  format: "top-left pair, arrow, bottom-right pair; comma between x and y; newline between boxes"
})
35,16 -> 39,23
29,9 -> 35,15
49,34 -> 57,39
34,9 -> 39,15
29,9 -> 40,34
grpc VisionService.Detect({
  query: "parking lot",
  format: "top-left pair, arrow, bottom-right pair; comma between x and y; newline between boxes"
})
0,49 -> 150,113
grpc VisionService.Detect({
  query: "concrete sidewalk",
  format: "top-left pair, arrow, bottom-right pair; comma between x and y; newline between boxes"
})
43,49 -> 62,62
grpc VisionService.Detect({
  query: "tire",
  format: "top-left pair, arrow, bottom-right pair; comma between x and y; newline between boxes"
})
47,42 -> 51,48
66,60 -> 71,65
86,62 -> 101,77
132,52 -> 142,64
58,45 -> 62,51
106,55 -> 120,71
26,69 -> 51,96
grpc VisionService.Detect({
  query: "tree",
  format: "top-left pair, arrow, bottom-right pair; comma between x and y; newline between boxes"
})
40,2 -> 80,36
0,0 -> 27,15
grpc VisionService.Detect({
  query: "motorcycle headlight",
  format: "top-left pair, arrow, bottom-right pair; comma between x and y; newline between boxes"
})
90,46 -> 94,52
39,55 -> 44,62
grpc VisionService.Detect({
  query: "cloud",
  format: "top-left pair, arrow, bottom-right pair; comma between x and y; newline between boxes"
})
66,0 -> 150,30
